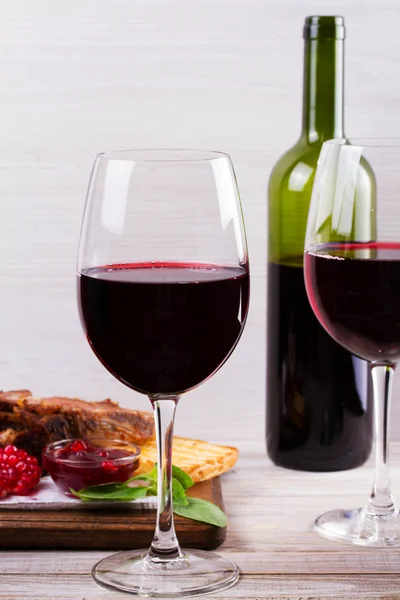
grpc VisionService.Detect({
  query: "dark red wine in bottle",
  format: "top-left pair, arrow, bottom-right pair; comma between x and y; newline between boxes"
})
266,16 -> 374,471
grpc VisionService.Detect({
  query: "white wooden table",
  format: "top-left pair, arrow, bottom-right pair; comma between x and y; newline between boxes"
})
2,440 -> 400,599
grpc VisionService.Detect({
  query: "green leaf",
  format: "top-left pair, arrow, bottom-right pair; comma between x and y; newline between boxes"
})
148,463 -> 158,480
172,478 -> 188,505
145,483 -> 157,497
71,464 -> 204,514
172,465 -> 194,490
126,473 -> 156,485
71,483 -> 148,502
173,497 -> 228,527
70,482 -> 124,498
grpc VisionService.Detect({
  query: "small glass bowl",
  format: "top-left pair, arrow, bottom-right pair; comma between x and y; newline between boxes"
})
42,438 -> 141,496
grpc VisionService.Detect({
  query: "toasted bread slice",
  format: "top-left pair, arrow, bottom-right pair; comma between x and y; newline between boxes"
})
136,437 -> 239,483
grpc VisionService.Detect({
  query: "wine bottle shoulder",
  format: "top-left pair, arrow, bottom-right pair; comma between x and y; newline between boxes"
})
268,141 -> 321,264
268,141 -> 377,265
268,140 -> 320,193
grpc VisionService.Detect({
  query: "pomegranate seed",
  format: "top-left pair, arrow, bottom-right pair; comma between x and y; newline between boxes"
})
0,446 -> 41,497
101,461 -> 118,472
7,455 -> 18,467
68,440 -> 88,453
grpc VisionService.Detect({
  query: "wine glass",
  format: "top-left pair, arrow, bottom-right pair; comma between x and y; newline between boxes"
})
77,149 -> 250,596
304,138 -> 400,546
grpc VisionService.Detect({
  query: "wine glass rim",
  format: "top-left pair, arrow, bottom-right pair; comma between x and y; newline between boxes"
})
324,137 -> 400,148
96,148 -> 231,162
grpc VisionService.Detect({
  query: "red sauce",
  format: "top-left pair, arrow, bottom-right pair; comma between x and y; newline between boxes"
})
42,439 -> 140,495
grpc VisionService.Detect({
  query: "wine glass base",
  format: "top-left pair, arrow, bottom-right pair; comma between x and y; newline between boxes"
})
314,507 -> 400,546
92,549 -> 240,598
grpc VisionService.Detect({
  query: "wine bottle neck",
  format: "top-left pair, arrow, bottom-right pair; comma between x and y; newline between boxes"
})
301,38 -> 345,143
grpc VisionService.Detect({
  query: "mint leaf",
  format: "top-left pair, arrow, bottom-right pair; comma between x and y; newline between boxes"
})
172,465 -> 194,490
71,483 -> 148,502
172,478 -> 188,505
173,497 -> 228,527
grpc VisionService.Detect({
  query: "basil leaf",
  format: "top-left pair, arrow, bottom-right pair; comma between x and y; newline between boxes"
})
70,464 -> 198,510
71,484 -> 148,502
130,464 -> 193,491
148,464 -> 158,480
126,473 -> 155,485
173,497 -> 228,527
172,478 -> 189,505
145,483 -> 157,497
172,465 -> 194,490
70,482 -> 124,498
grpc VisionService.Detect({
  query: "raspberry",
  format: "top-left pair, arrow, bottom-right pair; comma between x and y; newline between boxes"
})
0,445 -> 41,498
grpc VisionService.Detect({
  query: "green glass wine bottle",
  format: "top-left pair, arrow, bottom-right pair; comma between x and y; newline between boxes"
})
266,16 -> 375,471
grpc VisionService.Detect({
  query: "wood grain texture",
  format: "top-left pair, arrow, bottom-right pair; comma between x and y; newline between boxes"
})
1,574 -> 400,599
0,478 -> 226,551
4,441 -> 400,598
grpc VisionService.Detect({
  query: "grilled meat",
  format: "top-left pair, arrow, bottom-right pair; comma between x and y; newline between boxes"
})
0,390 -> 154,463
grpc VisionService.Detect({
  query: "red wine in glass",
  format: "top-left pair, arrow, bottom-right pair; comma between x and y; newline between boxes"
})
303,138 -> 400,547
78,262 -> 249,395
77,148 -> 250,594
305,242 -> 400,363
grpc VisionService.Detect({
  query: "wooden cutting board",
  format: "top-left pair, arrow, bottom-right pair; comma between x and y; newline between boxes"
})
0,477 -> 226,550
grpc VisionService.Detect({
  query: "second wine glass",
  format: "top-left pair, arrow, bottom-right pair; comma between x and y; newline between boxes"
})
304,138 -> 400,546
77,149 -> 250,596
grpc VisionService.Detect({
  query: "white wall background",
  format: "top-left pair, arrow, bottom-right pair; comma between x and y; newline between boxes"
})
1,0 -> 400,444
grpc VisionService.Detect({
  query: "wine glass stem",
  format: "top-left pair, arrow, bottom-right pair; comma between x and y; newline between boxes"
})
368,364 -> 397,516
147,396 -> 184,562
